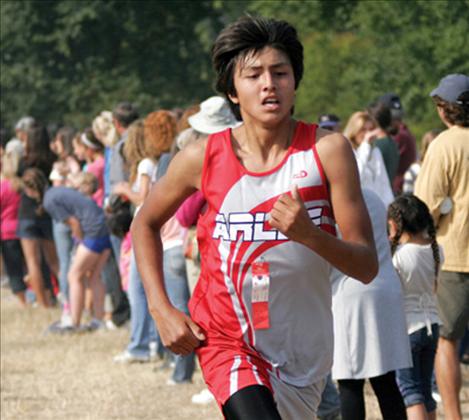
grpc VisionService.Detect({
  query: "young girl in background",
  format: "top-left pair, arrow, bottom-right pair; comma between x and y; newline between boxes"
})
388,194 -> 443,420
78,128 -> 105,207
1,141 -> 27,306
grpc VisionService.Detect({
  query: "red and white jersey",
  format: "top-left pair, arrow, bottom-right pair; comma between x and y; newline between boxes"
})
190,121 -> 336,387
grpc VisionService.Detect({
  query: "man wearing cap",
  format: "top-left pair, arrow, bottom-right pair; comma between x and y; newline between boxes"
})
318,114 -> 341,133
378,93 -> 416,194
415,73 -> 469,420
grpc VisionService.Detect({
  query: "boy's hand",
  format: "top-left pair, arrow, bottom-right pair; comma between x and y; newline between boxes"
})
153,306 -> 206,355
268,185 -> 317,245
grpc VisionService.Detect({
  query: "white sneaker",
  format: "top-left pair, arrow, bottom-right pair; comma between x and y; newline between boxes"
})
191,388 -> 215,405
60,312 -> 73,327
105,319 -> 118,330
113,350 -> 150,364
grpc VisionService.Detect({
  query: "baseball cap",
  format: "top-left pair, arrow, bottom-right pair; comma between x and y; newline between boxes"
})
318,114 -> 340,129
430,74 -> 469,104
377,93 -> 403,119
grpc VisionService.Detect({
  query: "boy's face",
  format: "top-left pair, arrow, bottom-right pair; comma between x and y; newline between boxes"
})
229,46 -> 296,127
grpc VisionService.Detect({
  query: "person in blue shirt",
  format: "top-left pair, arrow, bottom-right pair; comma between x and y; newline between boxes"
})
22,168 -> 111,332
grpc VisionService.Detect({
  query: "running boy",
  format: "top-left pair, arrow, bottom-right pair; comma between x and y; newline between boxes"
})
132,16 -> 378,419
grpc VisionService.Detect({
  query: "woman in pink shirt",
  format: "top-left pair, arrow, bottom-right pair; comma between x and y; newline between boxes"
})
1,142 -> 27,306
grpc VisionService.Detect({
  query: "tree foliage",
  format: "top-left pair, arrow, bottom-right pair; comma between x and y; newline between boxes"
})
1,0 -> 468,139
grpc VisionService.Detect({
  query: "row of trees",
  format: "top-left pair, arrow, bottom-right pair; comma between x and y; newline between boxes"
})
1,0 -> 468,138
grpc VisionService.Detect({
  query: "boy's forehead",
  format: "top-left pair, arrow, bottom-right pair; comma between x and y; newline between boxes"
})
236,46 -> 290,71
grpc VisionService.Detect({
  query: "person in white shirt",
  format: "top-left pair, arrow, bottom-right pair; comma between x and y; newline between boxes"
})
343,111 -> 394,207
388,194 -> 444,420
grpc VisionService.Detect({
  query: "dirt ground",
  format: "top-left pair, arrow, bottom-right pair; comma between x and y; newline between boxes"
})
1,287 -> 468,420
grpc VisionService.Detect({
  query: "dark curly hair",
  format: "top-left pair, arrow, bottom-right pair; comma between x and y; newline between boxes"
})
388,194 -> 441,287
212,15 -> 303,120
432,92 -> 469,127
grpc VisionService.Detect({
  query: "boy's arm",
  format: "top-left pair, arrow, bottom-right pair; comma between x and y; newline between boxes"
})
130,140 -> 207,355
269,131 -> 378,283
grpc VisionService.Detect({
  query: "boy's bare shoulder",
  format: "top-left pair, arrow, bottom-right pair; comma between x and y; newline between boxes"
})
315,127 -> 352,158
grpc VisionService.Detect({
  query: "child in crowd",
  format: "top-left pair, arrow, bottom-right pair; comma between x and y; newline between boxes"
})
22,168 -> 111,333
77,128 -> 105,206
388,194 -> 443,420
1,141 -> 27,306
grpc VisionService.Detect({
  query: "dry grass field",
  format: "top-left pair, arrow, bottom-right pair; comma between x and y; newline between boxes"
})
1,286 -> 468,420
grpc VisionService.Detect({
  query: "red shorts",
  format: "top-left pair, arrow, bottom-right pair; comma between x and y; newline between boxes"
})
196,336 -> 275,407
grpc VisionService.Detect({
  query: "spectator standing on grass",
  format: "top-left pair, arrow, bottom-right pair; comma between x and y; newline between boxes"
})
16,121 -> 59,308
113,118 -> 160,363
388,194 -> 443,420
377,93 -> 417,194
132,15 -> 378,419
343,111 -> 394,207
367,101 -> 400,187
332,189 -> 411,420
1,140 -> 27,306
22,168 -> 111,332
92,110 -> 130,329
415,73 -> 469,420
49,126 -> 80,315
109,102 -> 139,263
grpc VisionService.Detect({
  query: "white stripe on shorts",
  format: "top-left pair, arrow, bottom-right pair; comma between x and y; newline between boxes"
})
246,355 -> 263,386
229,356 -> 242,396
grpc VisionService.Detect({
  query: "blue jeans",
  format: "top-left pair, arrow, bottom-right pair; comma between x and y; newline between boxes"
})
52,221 -> 74,302
396,324 -> 439,412
318,374 -> 341,417
163,245 -> 195,382
127,252 -> 157,357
